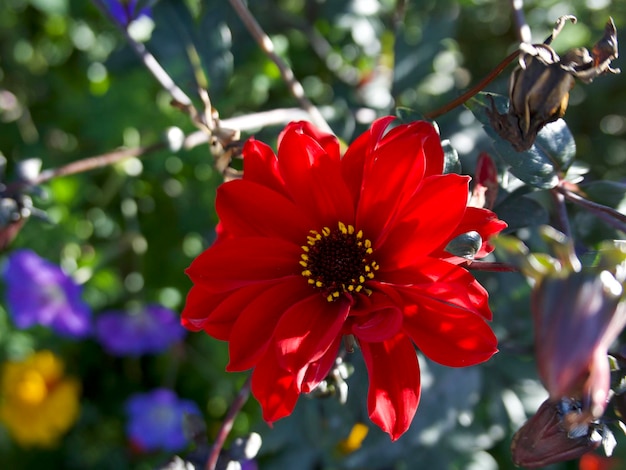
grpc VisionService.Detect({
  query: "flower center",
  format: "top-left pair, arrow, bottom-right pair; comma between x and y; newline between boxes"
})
300,222 -> 379,302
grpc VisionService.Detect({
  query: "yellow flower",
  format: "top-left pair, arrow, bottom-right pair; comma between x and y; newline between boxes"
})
0,350 -> 81,447
337,422 -> 369,454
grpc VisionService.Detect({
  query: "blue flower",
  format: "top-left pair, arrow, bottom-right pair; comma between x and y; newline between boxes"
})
102,0 -> 151,26
125,389 -> 200,452
2,249 -> 92,338
95,304 -> 186,356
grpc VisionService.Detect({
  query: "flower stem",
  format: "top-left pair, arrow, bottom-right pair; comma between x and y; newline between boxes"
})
205,375 -> 252,470
227,0 -> 333,134
550,188 -> 572,238
468,261 -> 518,272
557,186 -> 626,234
424,50 -> 519,120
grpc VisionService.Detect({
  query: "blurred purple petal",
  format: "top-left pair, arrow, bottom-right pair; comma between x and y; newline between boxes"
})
125,388 -> 200,452
2,249 -> 92,338
96,304 -> 186,356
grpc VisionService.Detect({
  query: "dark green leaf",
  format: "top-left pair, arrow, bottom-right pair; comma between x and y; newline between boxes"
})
581,181 -> 626,212
445,231 -> 482,260
496,193 -> 549,231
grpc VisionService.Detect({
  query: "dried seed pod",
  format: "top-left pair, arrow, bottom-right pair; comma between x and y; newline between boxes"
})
511,398 -> 602,468
488,17 -> 620,151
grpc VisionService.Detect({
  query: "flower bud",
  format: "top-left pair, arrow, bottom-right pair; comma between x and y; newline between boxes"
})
532,271 -> 626,418
469,152 -> 498,210
532,269 -> 626,417
511,398 -> 601,468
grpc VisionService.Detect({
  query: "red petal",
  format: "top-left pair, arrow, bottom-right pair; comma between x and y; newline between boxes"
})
375,121 -> 443,177
181,285 -> 228,333
226,277 -> 310,371
350,292 -> 403,342
401,287 -> 498,367
301,336 -> 342,393
183,282 -> 271,340
420,124 -> 445,177
381,258 -> 493,320
278,121 -> 341,161
274,295 -> 350,373
356,124 -> 428,244
251,349 -> 302,423
186,237 -> 301,292
217,179 -> 311,242
242,138 -> 286,195
341,116 -> 396,205
360,334 -> 421,440
375,174 -> 470,269
277,130 -> 355,228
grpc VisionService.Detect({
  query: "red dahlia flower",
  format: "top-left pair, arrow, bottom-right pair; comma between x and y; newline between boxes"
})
182,117 -> 506,440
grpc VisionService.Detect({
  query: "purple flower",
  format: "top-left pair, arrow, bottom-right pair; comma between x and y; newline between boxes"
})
95,304 -> 186,356
2,249 -> 91,338
101,0 -> 151,26
125,389 -> 200,452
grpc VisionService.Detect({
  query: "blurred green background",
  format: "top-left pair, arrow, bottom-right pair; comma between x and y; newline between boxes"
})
0,0 -> 624,468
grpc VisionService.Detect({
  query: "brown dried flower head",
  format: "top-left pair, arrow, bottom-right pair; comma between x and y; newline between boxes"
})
488,16 -> 620,151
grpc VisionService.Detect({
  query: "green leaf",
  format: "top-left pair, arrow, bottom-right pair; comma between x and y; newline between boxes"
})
466,92 -> 576,189
495,192 -> 549,231
582,181 -> 626,212
445,230 -> 482,260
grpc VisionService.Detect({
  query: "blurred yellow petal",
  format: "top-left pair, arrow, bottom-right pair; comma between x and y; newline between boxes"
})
337,422 -> 369,454
0,350 -> 81,448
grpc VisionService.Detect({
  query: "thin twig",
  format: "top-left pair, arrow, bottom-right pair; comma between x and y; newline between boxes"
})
557,186 -> 626,234
2,108 -> 317,193
91,0 -> 197,115
227,0 -> 333,134
205,375 -> 251,470
510,0 -> 532,44
424,50 -> 519,120
33,143 -> 164,186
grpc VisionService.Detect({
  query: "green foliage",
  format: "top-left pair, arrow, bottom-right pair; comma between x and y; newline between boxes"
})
0,0 -> 625,469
